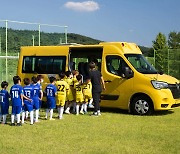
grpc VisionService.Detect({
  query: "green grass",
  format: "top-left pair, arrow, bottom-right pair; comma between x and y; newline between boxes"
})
0,108 -> 180,154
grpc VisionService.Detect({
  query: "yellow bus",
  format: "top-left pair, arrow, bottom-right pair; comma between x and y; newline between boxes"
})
17,42 -> 180,115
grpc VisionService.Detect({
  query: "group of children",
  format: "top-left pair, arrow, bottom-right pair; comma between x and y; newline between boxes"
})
0,70 -> 93,126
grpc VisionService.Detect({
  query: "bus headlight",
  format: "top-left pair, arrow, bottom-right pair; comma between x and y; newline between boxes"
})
151,80 -> 168,90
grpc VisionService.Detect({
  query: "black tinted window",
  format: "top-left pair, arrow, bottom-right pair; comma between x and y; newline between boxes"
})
106,55 -> 128,76
22,56 -> 66,74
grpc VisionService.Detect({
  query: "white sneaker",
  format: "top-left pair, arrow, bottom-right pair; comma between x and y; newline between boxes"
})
97,110 -> 101,116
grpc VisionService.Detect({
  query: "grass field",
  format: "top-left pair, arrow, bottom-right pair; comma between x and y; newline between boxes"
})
0,107 -> 180,154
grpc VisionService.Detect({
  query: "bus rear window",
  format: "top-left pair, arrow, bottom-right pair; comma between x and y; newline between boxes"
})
22,56 -> 66,74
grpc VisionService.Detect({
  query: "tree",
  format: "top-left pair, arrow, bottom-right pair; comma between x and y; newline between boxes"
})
168,31 -> 180,49
152,32 -> 168,73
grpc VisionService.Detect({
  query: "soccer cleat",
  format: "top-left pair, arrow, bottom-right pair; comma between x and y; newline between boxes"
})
30,123 -> 34,125
11,123 -> 15,126
65,110 -> 71,114
80,111 -> 84,115
88,104 -> 94,108
17,123 -> 22,126
50,118 -> 55,121
45,117 -> 48,120
59,117 -> 63,120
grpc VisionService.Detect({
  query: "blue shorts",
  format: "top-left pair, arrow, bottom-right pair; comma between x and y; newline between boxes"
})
12,105 -> 22,115
1,102 -> 9,115
47,98 -> 56,109
33,97 -> 40,110
24,100 -> 34,112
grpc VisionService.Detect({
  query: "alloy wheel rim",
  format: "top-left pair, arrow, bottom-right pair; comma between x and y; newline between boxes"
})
135,99 -> 149,114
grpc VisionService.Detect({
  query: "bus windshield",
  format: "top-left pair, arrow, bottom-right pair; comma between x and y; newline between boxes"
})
125,54 -> 158,74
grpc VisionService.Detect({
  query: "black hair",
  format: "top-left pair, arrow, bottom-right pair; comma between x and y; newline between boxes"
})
59,72 -> 65,79
1,81 -> 8,88
49,76 -> 56,83
65,71 -> 71,77
24,78 -> 30,85
13,76 -> 21,84
76,74 -> 82,81
89,62 -> 96,69
37,74 -> 44,81
31,76 -> 38,84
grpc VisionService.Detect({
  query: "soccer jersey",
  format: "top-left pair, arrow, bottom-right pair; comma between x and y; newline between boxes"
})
65,78 -> 74,101
83,82 -> 92,96
23,85 -> 34,100
32,83 -> 41,109
74,82 -> 84,103
23,85 -> 34,112
10,84 -> 24,106
45,84 -> 57,98
0,89 -> 10,115
56,80 -> 69,106
45,84 -> 57,109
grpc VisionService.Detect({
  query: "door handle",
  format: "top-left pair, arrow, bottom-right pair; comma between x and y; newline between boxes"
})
105,80 -> 112,83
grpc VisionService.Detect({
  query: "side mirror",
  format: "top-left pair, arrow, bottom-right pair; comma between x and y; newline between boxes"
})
123,67 -> 134,79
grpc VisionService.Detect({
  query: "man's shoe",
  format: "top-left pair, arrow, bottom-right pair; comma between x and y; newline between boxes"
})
91,112 -> 98,117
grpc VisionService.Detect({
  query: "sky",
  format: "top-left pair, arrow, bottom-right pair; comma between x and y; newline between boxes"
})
0,0 -> 180,47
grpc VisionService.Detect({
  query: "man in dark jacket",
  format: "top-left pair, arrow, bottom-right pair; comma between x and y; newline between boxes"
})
89,62 -> 106,116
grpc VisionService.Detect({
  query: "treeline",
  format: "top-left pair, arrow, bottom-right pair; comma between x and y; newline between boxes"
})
0,27 -> 151,56
152,32 -> 180,71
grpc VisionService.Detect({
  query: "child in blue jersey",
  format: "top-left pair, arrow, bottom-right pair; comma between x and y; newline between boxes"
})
31,76 -> 42,123
10,76 -> 27,126
22,78 -> 34,125
0,81 -> 10,124
37,75 -> 44,110
44,76 -> 57,120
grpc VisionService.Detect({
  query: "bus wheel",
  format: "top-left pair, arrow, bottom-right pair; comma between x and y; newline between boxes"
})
130,96 -> 153,115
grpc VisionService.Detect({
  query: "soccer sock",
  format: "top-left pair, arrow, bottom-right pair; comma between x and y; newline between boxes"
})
89,98 -> 93,105
80,104 -> 84,113
11,114 -> 15,124
57,107 -> 60,115
3,115 -> 7,124
30,111 -> 34,125
17,114 -> 20,124
22,112 -> 25,124
25,111 -> 29,119
84,104 -> 88,112
35,110 -> 39,122
59,107 -> 64,119
45,109 -> 49,118
76,104 -> 79,115
73,102 -> 76,112
50,109 -> 53,119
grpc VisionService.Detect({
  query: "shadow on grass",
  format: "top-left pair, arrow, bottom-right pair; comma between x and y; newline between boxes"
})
94,107 -> 174,116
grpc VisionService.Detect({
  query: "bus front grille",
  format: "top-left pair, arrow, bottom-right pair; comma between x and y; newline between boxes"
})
168,84 -> 180,99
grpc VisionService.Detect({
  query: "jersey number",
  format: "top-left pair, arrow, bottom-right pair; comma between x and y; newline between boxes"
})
47,89 -> 53,96
76,86 -> 81,91
25,91 -> 31,98
58,85 -> 65,92
0,96 -> 3,102
12,91 -> 19,98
